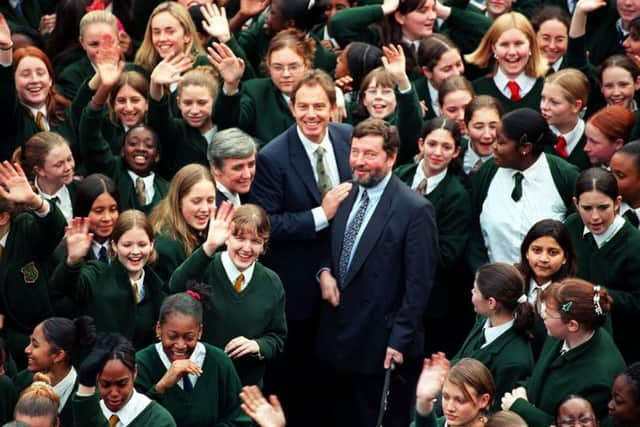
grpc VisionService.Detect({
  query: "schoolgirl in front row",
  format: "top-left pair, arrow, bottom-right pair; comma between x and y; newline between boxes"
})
564,167 -> 640,363
502,278 -> 625,427
168,203 -> 287,386
135,282 -> 251,427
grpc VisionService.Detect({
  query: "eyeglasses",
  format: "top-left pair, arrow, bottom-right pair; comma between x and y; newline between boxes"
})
269,63 -> 303,73
558,416 -> 596,427
364,87 -> 395,97
539,301 -> 562,319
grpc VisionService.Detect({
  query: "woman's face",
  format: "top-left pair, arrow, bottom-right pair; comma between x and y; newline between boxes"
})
156,312 -> 202,362
540,83 -> 581,130
34,144 -> 75,187
492,28 -> 531,80
98,359 -> 135,412
426,49 -> 465,89
584,122 -> 620,166
440,90 -> 473,134
362,78 -> 397,119
467,108 -> 500,157
15,55 -> 52,108
574,190 -> 621,235
225,228 -> 266,271
492,129 -> 521,169
609,374 -> 640,426
178,84 -> 213,132
420,128 -> 460,176
81,22 -> 118,64
87,192 -> 119,243
267,47 -> 308,96
441,380 -> 489,426
396,0 -> 437,41
557,398 -> 598,427
24,323 -> 58,373
114,84 -> 148,129
536,19 -> 568,66
180,179 -> 215,231
151,11 -> 189,59
601,65 -> 640,108
113,226 -> 153,278
525,236 -> 567,285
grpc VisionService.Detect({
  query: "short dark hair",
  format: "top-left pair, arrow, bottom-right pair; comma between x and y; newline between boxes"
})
73,174 -> 119,217
290,69 -> 336,106
352,118 -> 400,157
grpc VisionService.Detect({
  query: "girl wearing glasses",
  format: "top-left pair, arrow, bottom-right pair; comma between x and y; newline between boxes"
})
555,395 -> 599,427
501,277 -> 625,427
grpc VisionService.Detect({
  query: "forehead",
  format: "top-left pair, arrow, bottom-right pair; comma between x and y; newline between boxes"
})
100,359 -> 131,379
425,128 -> 454,142
82,22 -> 116,37
351,134 -> 385,150
119,226 -> 151,241
443,90 -> 472,105
152,11 -> 182,28
269,47 -> 303,63
610,151 -> 636,171
127,128 -> 155,141
294,84 -> 331,104
117,84 -> 144,97
602,66 -> 634,81
470,107 -> 500,122
495,28 -> 529,43
16,55 -> 49,72
538,19 -> 568,35
558,398 -> 594,415
529,235 -> 562,248
179,84 -> 212,98
223,154 -> 256,167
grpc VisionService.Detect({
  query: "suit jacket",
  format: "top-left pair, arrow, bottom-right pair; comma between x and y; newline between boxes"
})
249,123 -> 353,321
316,175 -> 439,374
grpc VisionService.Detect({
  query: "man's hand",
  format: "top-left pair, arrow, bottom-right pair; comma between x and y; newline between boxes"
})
321,182 -> 353,220
384,347 -> 403,369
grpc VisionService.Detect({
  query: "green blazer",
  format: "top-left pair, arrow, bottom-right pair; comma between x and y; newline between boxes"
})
14,369 -> 78,427
167,250 -> 287,386
413,77 -> 438,121
0,0 -> 42,31
49,259 -> 165,350
153,235 -> 196,285
72,392 -> 176,427
328,5 -> 382,48
452,317 -> 534,412
472,77 -> 544,113
565,214 -> 640,362
56,56 -> 94,101
510,329 -> 625,427
79,104 -> 169,214
135,343 -> 252,427
544,133 -> 591,172
0,374 -> 17,426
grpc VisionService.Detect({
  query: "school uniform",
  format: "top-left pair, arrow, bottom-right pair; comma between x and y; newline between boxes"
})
153,235 -> 199,285
0,374 -> 16,426
167,249 -> 287,386
328,5 -> 382,49
56,56 -> 95,101
565,213 -> 640,363
452,316 -> 534,412
510,329 -> 625,427
526,277 -> 553,358
412,77 -> 439,121
460,139 -> 493,178
472,71 -> 544,113
546,120 -> 591,171
34,178 -> 77,224
438,6 -> 492,57
214,78 -> 295,147
79,104 -> 169,214
135,342 -> 252,427
71,390 -> 176,427
467,154 -> 578,271
49,259 -> 165,350
0,204 -> 66,367
0,0 -> 42,31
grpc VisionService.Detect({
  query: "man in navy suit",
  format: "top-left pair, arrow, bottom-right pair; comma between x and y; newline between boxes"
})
317,118 -> 439,427
208,127 -> 258,208
249,69 -> 354,427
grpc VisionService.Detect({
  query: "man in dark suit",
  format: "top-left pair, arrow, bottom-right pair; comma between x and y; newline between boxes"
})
317,118 -> 439,427
249,69 -> 354,427
207,127 -> 258,208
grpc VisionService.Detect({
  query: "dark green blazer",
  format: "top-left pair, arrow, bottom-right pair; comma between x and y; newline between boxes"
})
413,77 -> 438,121
56,56 -> 94,101
0,0 -> 42,31
0,375 -> 17,426
153,235 -> 196,285
544,132 -> 591,172
510,329 -> 625,427
72,392 -> 176,427
472,76 -> 544,113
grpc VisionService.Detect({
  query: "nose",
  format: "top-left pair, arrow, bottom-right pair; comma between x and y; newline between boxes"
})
624,37 -> 631,48
125,99 -> 134,110
241,167 -> 252,178
608,399 -> 615,411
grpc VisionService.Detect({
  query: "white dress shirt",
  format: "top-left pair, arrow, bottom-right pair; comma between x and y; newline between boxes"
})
410,161 -> 447,195
493,68 -> 537,100
221,250 -> 256,292
127,170 -> 156,206
100,390 -> 152,426
482,318 -> 514,348
154,341 -> 206,390
35,177 -> 73,224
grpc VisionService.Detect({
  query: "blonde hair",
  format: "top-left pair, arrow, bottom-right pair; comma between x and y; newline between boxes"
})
178,66 -> 219,100
15,373 -> 60,425
79,10 -> 118,40
544,68 -> 590,108
134,1 -> 204,72
16,132 -> 71,181
465,12 -> 547,78
150,164 -> 215,256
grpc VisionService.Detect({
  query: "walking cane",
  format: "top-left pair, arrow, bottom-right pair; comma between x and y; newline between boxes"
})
375,361 -> 395,427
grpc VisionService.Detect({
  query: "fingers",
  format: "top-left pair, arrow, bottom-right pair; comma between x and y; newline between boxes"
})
330,285 -> 340,307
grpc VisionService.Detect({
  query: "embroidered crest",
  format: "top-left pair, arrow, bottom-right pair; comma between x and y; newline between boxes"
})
21,262 -> 39,284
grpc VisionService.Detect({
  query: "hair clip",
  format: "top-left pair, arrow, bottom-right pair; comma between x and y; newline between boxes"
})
561,301 -> 573,313
186,290 -> 201,301
593,285 -> 604,316
517,294 -> 527,304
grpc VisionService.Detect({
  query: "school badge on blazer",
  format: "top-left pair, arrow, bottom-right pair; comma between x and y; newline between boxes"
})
20,262 -> 39,284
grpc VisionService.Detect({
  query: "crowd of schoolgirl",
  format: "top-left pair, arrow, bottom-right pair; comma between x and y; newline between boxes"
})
1,0 -> 640,426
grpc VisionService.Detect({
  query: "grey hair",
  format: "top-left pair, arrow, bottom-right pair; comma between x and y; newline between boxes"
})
207,128 -> 258,169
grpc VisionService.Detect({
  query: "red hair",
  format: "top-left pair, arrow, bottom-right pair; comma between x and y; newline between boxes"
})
587,105 -> 636,143
13,47 -> 70,125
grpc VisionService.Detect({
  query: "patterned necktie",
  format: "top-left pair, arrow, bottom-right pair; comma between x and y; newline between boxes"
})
624,209 -> 640,227
470,159 -> 484,175
338,190 -> 369,283
507,81 -> 521,102
98,246 -> 109,263
35,111 -> 46,131
131,281 -> 140,303
135,177 -> 146,206
315,146 -> 332,197
555,135 -> 569,158
234,273 -> 244,293
415,177 -> 428,195
511,172 -> 524,202
109,415 -> 119,427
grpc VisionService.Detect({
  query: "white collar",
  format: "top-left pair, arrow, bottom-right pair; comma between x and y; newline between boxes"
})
91,240 -> 111,260
582,215 -> 626,248
482,318 -> 514,347
53,367 -> 77,412
297,125 -> 331,155
34,177 -> 68,200
414,160 -> 447,195
202,125 -> 218,145
100,390 -> 152,426
0,226 -> 9,247
551,56 -> 563,72
154,342 -> 206,389
528,278 -> 552,304
550,119 -> 585,155
494,68 -> 537,98
514,151 -> 547,179
216,182 -> 242,208
221,250 -> 256,291
127,170 -> 155,185
427,79 -> 441,117
561,330 -> 595,354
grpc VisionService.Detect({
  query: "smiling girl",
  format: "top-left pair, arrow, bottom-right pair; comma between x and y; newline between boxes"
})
610,141 -> 640,228
608,363 -> 640,427
51,211 -> 165,350
461,96 -> 503,176
168,204 -> 287,386
584,105 -> 636,167
135,282 -> 249,427
531,6 -> 570,74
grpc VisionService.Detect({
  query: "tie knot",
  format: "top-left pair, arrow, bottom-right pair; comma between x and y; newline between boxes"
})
360,189 -> 369,203
514,172 -> 524,183
234,273 -> 245,293
507,81 -> 521,101
109,414 -> 120,427
315,146 -> 326,157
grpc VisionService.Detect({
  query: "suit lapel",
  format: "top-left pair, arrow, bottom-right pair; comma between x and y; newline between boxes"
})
288,128 -> 322,205
332,186 -> 358,265
328,125 -> 352,181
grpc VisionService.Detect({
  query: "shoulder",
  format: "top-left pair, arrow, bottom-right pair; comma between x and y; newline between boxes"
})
260,127 -> 296,158
139,401 -> 176,426
243,78 -> 276,94
154,235 -> 186,255
328,122 -> 354,140
202,343 -> 236,369
253,262 -> 285,290
393,163 -> 418,182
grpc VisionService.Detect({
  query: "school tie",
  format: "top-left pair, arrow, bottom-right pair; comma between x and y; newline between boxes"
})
35,111 -> 46,131
135,177 -> 146,206
98,246 -> 109,263
469,159 -> 484,175
315,146 -> 332,197
49,196 -> 60,205
338,190 -> 369,284
415,177 -> 428,195
108,415 -> 119,427
511,172 -> 524,202
131,281 -> 140,303
234,273 -> 244,293
624,209 -> 640,227
555,135 -> 569,158
14,1 -> 23,16
507,81 -> 522,102
182,374 -> 193,392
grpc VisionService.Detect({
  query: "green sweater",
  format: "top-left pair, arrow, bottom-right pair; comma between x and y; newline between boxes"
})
472,76 -> 544,113
49,260 -> 165,350
14,369 -> 78,427
0,374 -> 17,426
56,56 -> 94,101
167,250 -> 287,385
135,343 -> 253,427
565,213 -> 640,362
510,329 -> 625,427
452,317 -> 534,412
71,392 -> 176,427
79,104 -> 169,214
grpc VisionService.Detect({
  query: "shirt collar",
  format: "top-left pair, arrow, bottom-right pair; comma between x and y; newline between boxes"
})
561,330 -> 595,354
91,239 -> 111,258
221,250 -> 256,289
494,67 -> 537,96
100,390 -> 152,425
53,367 -> 77,413
414,160 -> 447,194
0,226 -> 9,247
127,170 -> 155,185
582,215 -> 626,248
550,119 -> 585,154
482,318 -> 514,347
427,79 -> 441,117
216,182 -> 242,207
155,341 -> 206,390
202,125 -> 218,144
355,172 -> 392,204
551,56 -> 564,72
34,177 -> 68,200
297,125 -> 332,157
513,151 -> 547,180
528,278 -> 551,304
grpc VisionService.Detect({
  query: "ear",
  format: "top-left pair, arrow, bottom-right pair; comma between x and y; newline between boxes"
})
487,296 -> 498,311
393,10 -> 405,26
418,137 -> 425,152
33,165 -> 45,178
573,196 -> 579,210
572,99 -> 584,115
567,319 -> 580,332
478,392 -> 491,411
51,349 -> 67,365
614,138 -> 624,150
0,211 -> 10,227
154,322 -> 162,339
421,66 -> 433,80
614,195 -> 623,214
132,367 -> 138,381
635,75 -> 640,91
452,146 -> 461,160
211,165 -> 222,179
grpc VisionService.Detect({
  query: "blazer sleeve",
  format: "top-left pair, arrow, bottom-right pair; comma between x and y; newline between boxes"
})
78,104 -> 120,176
437,180 -> 472,270
253,272 -> 288,360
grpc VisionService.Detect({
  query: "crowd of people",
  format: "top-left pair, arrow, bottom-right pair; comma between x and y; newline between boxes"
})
0,0 -> 640,426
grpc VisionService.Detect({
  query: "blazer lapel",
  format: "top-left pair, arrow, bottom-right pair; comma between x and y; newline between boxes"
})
288,128 -> 322,205
328,125 -> 352,181
332,186 -> 358,266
